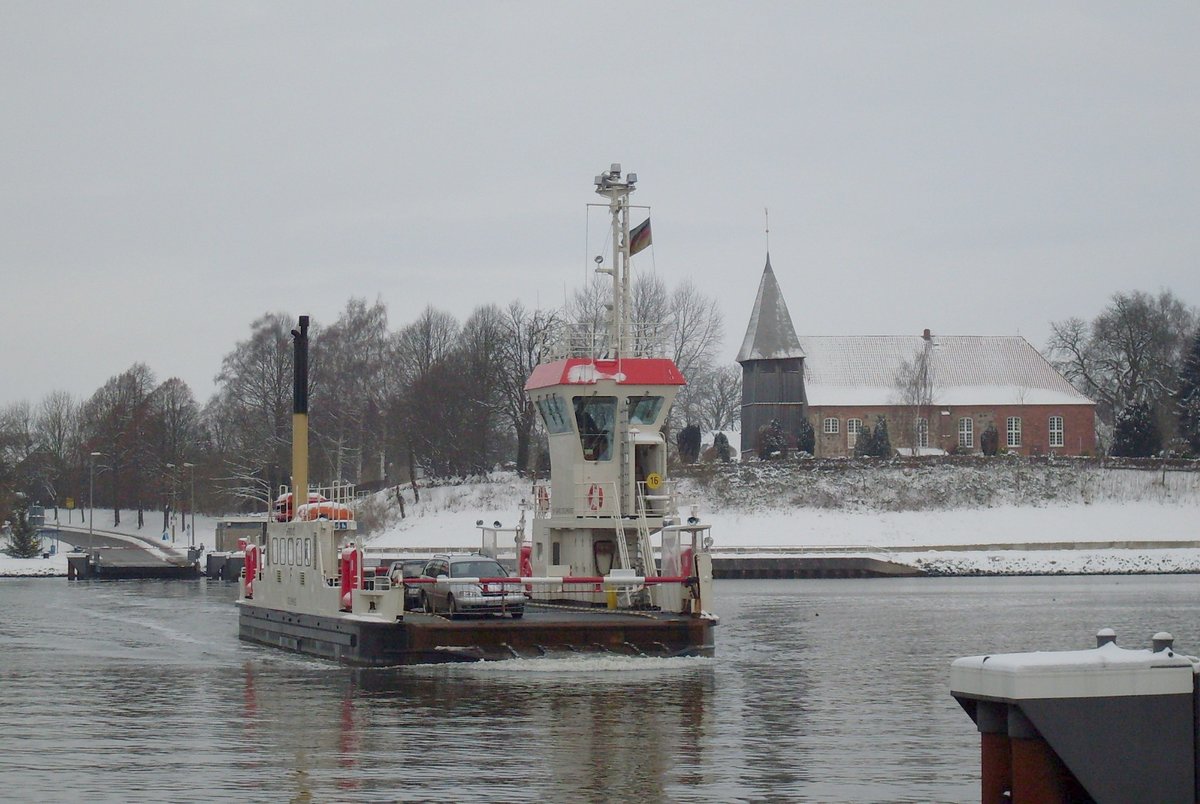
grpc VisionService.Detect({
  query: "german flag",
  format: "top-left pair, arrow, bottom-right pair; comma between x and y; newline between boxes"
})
629,217 -> 652,255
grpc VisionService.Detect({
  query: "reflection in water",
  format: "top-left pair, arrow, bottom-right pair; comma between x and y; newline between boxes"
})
2,576 -> 1198,801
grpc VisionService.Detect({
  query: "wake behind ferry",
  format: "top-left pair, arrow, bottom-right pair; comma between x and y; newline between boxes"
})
237,165 -> 718,664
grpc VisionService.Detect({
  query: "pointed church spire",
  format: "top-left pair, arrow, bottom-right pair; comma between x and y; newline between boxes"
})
736,254 -> 805,363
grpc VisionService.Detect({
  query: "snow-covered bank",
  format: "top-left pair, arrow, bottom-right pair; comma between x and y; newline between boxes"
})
6,467 -> 1196,577
352,471 -> 1200,576
0,553 -> 68,577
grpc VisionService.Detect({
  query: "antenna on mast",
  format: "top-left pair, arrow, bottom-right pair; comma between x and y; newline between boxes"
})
593,163 -> 637,358
765,207 -> 770,253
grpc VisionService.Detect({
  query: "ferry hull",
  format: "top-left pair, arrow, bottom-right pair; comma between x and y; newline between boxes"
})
240,604 -> 715,667
238,601 -> 714,666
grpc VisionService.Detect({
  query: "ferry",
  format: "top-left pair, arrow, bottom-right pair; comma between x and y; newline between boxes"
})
237,165 -> 718,664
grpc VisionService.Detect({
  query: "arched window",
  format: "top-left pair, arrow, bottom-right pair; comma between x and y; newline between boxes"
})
1007,417 -> 1022,448
958,418 -> 973,448
847,418 -> 862,448
1049,416 -> 1064,448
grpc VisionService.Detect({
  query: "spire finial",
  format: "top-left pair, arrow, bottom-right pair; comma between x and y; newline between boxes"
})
764,207 -> 770,253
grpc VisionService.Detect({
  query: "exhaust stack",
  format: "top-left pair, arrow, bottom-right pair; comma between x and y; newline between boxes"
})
291,316 -> 309,521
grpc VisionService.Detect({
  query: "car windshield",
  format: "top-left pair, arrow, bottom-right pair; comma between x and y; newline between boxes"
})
401,561 -> 424,577
449,560 -> 506,579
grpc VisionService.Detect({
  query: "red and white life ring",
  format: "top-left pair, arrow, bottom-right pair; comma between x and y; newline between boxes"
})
587,483 -> 604,511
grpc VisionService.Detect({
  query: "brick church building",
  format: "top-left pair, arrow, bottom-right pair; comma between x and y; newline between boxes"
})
737,257 -> 1097,458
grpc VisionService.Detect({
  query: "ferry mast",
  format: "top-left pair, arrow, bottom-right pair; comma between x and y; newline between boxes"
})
593,164 -> 638,358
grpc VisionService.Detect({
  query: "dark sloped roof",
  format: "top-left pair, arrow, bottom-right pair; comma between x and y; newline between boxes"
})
736,255 -> 805,363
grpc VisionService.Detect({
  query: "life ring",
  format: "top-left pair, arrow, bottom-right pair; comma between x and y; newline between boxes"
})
587,483 -> 604,511
646,472 -> 663,490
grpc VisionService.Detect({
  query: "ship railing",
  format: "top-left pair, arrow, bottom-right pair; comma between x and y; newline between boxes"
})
635,479 -> 676,520
404,574 -> 696,597
478,523 -> 523,558
547,322 -> 668,361
405,573 -> 696,619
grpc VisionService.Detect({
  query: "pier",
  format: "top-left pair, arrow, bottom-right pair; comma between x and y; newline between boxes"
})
55,524 -> 201,580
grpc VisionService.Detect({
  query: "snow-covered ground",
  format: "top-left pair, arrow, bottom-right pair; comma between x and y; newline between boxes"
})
4,467 -> 1197,577
351,470 -> 1199,576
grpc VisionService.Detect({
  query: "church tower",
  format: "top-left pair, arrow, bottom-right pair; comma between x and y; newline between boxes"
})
736,255 -> 806,455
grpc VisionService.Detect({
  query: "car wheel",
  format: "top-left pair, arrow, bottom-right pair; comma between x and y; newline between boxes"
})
422,591 -> 435,614
510,608 -> 524,619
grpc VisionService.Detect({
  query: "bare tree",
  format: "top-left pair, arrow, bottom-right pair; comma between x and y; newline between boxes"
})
693,364 -> 742,432
496,302 -> 562,474
79,364 -> 157,527
310,298 -> 390,484
34,391 -> 80,513
1047,290 -> 1197,431
393,306 -> 459,386
893,340 -> 936,455
207,313 -> 295,508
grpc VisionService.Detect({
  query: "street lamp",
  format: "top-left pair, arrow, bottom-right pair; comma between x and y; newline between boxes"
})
89,451 -> 103,538
183,462 -> 196,548
165,463 -> 177,543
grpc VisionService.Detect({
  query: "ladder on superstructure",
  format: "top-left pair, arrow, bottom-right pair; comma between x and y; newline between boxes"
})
608,481 -> 637,607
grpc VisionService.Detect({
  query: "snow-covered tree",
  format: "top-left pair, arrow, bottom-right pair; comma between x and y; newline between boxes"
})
1110,402 -> 1162,457
757,419 -> 787,460
795,417 -> 815,455
712,432 -> 733,462
981,424 -> 999,456
853,421 -> 875,458
871,416 -> 892,458
5,494 -> 41,559
677,424 -> 702,464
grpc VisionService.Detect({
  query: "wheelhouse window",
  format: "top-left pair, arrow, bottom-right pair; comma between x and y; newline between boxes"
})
628,396 -> 664,426
916,417 -> 929,449
958,417 -> 973,448
1007,417 -> 1022,448
574,396 -> 616,461
823,417 -> 839,434
847,418 -> 862,448
1049,416 -> 1064,448
536,395 -> 572,434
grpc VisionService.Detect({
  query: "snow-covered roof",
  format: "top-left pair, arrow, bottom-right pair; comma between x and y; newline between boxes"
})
736,255 -> 805,362
799,335 -> 1094,407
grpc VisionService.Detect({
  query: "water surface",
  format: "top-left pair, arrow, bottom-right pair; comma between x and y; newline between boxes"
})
1,575 -> 1195,802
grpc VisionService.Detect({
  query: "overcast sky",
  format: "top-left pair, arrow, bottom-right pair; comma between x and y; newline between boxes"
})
2,2 -> 1197,408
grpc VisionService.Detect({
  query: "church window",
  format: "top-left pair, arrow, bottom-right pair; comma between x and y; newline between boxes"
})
1049,416 -> 1064,448
958,418 -> 973,448
847,418 -> 862,448
1007,417 -> 1022,448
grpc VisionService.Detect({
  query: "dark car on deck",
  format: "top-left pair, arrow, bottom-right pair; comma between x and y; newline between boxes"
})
389,559 -> 428,611
418,554 -> 524,619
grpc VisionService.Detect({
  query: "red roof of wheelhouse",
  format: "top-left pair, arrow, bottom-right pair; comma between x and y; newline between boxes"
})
525,358 -> 686,391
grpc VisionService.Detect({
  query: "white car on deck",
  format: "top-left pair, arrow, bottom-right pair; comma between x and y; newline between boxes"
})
418,554 -> 525,619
